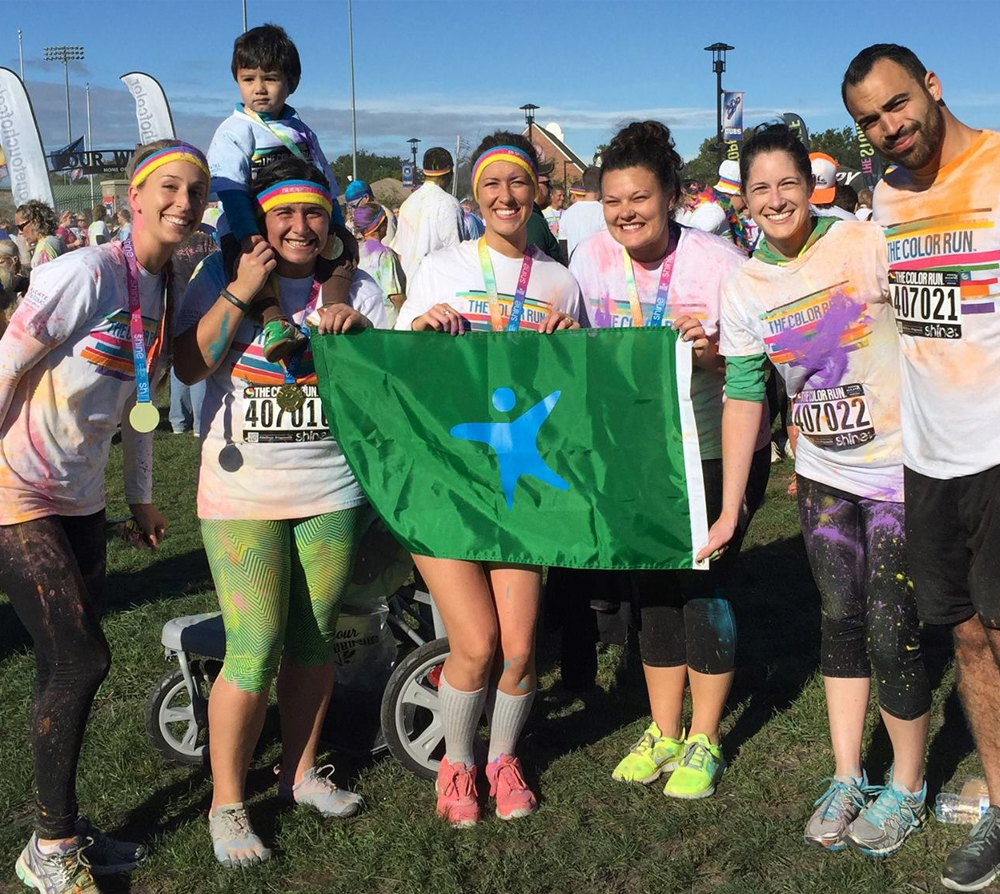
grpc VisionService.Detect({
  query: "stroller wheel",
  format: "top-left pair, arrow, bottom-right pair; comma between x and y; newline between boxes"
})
380,637 -> 450,780
145,664 -> 212,765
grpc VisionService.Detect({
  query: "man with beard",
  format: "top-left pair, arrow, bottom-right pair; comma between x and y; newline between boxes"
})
844,44 -> 1000,892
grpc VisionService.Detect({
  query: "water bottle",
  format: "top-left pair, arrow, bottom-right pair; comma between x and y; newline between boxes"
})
935,792 -> 991,824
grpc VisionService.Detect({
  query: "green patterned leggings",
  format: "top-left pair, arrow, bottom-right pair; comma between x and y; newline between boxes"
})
201,506 -> 366,693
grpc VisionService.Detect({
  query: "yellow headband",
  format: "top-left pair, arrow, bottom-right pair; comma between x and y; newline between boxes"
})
472,146 -> 538,201
130,144 -> 210,188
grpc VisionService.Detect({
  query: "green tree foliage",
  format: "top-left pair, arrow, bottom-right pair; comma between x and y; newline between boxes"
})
329,150 -> 407,188
682,137 -> 724,186
808,126 -> 863,170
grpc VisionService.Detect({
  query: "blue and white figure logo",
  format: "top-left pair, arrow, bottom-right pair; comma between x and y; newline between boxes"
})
450,386 -> 569,509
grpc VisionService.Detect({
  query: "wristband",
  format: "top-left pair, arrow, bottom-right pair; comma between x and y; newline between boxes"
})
220,287 -> 251,312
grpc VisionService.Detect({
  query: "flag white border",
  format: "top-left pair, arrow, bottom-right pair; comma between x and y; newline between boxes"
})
674,339 -> 709,570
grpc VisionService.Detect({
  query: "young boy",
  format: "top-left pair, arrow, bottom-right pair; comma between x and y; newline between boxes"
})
208,22 -> 357,362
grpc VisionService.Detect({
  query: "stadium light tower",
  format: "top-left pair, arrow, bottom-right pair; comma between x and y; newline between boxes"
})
44,45 -> 85,144
520,103 -> 539,145
704,42 -> 734,164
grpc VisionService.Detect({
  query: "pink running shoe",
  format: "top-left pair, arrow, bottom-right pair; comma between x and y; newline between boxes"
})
435,756 -> 480,827
486,754 -> 538,820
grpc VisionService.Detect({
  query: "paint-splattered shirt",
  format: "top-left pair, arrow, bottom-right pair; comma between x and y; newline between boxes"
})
178,253 -> 385,521
389,182 -> 467,283
395,240 -> 582,333
571,226 -> 746,461
873,129 -> 1000,479
0,246 -> 160,523
358,237 -> 406,329
721,220 -> 903,501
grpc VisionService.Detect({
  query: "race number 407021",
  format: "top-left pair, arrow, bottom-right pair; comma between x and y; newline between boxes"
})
888,269 -> 961,339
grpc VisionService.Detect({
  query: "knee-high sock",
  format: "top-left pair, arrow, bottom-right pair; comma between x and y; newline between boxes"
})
438,671 -> 486,767
487,687 -> 536,762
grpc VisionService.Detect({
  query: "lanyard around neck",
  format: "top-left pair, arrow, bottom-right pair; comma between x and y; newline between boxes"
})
622,226 -> 679,327
477,237 -> 535,332
120,239 -> 166,431
240,104 -> 307,161
277,275 -> 321,384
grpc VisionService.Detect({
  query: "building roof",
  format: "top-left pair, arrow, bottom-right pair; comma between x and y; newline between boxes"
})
523,124 -> 588,170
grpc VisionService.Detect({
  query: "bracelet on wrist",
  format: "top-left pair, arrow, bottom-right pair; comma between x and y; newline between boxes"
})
220,287 -> 251,312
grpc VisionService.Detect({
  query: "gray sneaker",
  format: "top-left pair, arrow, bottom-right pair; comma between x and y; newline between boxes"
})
846,777 -> 926,858
804,773 -> 870,851
277,765 -> 363,818
208,803 -> 272,868
15,835 -> 101,894
73,816 -> 146,876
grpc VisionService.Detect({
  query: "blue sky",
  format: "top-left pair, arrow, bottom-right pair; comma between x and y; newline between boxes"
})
6,0 -> 1000,173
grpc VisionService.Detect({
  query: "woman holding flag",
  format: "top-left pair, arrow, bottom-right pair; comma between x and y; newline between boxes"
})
174,156 -> 384,867
570,120 -> 769,801
0,139 -> 209,894
394,132 -> 581,826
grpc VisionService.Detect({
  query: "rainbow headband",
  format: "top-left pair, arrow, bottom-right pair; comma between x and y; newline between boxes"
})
471,146 -> 538,200
569,186 -> 586,196
130,144 -> 210,188
359,205 -> 387,237
257,179 -> 333,215
423,166 -> 453,176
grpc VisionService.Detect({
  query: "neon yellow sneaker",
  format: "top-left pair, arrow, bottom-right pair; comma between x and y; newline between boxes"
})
612,722 -> 685,784
663,733 -> 725,799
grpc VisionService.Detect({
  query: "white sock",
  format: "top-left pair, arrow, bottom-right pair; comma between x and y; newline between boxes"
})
438,671 -> 486,767
487,687 -> 536,762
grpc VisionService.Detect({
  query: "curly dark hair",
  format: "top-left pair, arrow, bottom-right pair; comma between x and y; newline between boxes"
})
15,200 -> 58,237
600,121 -> 683,205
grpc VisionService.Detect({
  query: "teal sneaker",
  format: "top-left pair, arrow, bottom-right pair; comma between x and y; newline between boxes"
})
846,773 -> 926,858
663,733 -> 725,799
803,773 -> 870,851
612,722 -> 685,784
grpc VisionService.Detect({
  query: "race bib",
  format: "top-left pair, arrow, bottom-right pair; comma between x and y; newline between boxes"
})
792,383 -> 876,450
242,384 -> 330,443
888,269 -> 962,339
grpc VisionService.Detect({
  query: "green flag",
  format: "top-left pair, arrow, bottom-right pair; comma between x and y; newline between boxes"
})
311,327 -> 708,571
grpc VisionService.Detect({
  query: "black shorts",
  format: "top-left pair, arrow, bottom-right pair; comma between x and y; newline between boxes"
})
904,464 -> 1000,628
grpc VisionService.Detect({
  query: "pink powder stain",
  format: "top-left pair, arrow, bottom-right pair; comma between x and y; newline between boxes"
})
232,591 -> 248,612
773,291 -> 865,389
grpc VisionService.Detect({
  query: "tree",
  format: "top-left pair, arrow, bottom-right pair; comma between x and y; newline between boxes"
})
329,150 -> 407,188
683,136 -> 723,186
808,126 -> 863,170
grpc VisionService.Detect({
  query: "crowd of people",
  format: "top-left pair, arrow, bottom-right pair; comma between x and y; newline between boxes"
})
0,26 -> 998,894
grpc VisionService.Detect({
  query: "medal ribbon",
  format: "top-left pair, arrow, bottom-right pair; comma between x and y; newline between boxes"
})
622,225 -> 679,327
477,237 -> 535,332
120,239 -> 165,404
280,277 -> 322,384
239,104 -> 308,161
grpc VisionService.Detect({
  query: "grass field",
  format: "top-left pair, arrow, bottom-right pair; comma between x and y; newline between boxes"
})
0,428 -> 989,894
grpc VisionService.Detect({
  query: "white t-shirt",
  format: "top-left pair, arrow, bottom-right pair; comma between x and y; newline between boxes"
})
389,182 -> 466,283
873,130 -> 1000,479
685,201 -> 730,238
395,240 -> 582,332
721,220 -> 903,501
88,220 -> 111,245
0,246 -> 160,523
570,227 -> 746,460
178,253 -> 386,520
559,200 -> 606,259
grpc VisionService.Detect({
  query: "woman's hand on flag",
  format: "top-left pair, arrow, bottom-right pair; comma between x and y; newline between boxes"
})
412,304 -> 465,335
697,511 -> 738,563
316,304 -> 370,335
540,310 -> 579,333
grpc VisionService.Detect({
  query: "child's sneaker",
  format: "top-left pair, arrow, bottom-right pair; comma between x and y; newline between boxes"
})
261,318 -> 306,363
15,834 -> 100,893
663,733 -> 726,799
208,803 -> 272,868
846,775 -> 926,858
612,722 -> 685,784
803,773 -> 870,851
277,765 -> 363,818
486,754 -> 538,820
436,755 -> 479,827
72,815 -> 146,875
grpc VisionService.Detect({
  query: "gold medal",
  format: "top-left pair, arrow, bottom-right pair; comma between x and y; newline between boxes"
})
129,401 -> 160,433
276,383 -> 306,412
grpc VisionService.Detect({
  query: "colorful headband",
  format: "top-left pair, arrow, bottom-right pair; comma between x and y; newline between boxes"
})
257,179 -> 333,215
423,166 -> 453,176
131,144 -> 210,188
471,146 -> 538,200
569,186 -> 586,196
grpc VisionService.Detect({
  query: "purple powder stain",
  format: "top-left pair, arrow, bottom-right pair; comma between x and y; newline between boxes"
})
773,290 -> 865,389
591,293 -> 615,329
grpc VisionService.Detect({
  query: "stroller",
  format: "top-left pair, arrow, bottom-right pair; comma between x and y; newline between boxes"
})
144,512 -> 449,780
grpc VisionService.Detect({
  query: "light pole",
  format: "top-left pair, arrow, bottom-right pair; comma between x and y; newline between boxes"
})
347,0 -> 358,181
408,137 -> 420,170
242,0 -> 247,32
44,45 -> 84,144
86,83 -> 95,209
704,42 -> 734,165
520,103 -> 539,146
18,30 -> 24,81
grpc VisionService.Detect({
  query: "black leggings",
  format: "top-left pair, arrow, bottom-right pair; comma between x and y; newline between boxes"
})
632,449 -> 770,674
0,512 -> 111,839
797,475 -> 930,721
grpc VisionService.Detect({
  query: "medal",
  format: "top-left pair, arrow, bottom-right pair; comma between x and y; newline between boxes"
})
120,238 -> 166,433
129,401 -> 161,433
277,383 -> 306,411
